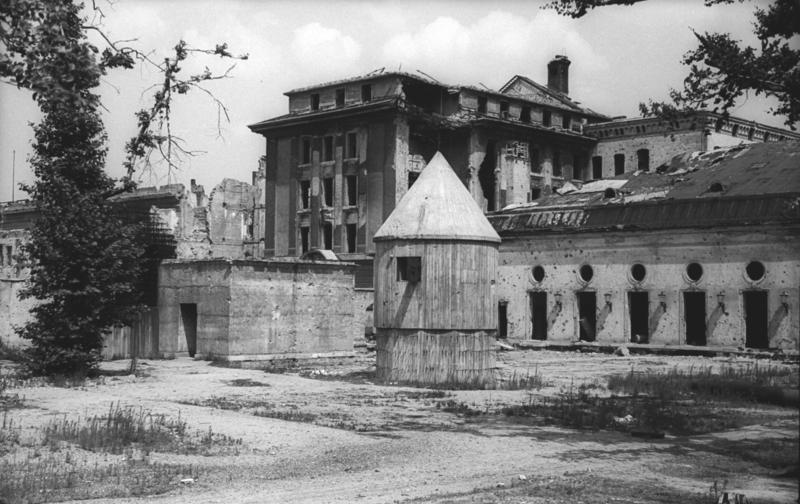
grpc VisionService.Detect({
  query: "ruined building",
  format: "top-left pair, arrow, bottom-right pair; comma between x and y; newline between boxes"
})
248,56 -> 799,291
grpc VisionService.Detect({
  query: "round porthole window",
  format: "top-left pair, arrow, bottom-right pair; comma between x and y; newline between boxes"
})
745,261 -> 765,283
531,265 -> 545,283
578,264 -> 594,283
686,262 -> 703,283
630,263 -> 646,283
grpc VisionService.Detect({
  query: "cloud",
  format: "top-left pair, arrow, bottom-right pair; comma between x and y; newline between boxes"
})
381,10 -> 606,94
289,23 -> 362,81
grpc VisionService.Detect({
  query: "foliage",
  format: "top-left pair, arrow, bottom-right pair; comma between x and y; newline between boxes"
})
546,0 -> 800,128
0,1 -> 246,376
1,1 -> 145,375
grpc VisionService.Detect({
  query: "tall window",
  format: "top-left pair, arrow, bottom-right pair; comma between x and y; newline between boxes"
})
592,156 -> 603,180
301,138 -> 311,164
530,148 -> 541,173
346,132 -> 357,158
361,84 -> 372,102
299,180 -> 311,209
542,110 -> 552,127
310,93 -> 320,111
322,177 -> 333,207
345,223 -> 357,253
300,226 -> 310,253
323,135 -> 334,162
322,221 -> 333,250
520,106 -> 531,123
345,175 -> 357,206
335,88 -> 345,107
477,96 -> 487,114
637,148 -> 650,172
614,153 -> 625,175
552,151 -> 562,177
562,113 -> 571,130
500,101 -> 509,117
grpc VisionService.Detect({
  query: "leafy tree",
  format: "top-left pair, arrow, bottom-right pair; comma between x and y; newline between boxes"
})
0,1 -> 245,375
546,0 -> 799,128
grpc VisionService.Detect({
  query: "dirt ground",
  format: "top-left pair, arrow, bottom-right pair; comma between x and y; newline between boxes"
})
1,350 -> 798,504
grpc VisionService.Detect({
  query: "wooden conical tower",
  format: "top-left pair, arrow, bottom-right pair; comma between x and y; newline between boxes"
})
373,152 -> 500,386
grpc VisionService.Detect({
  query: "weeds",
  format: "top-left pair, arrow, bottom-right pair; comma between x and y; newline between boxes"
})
496,366 -> 547,390
228,378 -> 271,387
607,363 -> 798,406
42,402 -> 241,455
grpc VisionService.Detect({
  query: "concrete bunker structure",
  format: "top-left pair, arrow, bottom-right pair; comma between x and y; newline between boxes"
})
373,152 -> 501,385
158,258 -> 357,364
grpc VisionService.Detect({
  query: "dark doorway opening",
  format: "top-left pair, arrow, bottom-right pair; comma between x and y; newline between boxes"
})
628,291 -> 649,343
577,292 -> 597,342
498,301 -> 508,339
744,291 -> 769,349
180,303 -> 197,357
530,292 -> 548,340
479,141 -> 496,211
683,291 -> 706,345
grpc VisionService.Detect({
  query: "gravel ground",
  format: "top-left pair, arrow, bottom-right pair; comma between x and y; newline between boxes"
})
1,350 -> 797,504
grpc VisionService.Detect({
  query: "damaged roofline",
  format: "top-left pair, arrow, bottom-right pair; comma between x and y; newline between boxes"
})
248,98 -> 399,133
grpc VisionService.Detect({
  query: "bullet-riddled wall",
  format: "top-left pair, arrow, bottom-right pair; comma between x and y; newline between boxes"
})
496,225 -> 799,350
158,258 -> 357,361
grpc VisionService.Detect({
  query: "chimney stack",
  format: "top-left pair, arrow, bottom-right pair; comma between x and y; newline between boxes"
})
547,55 -> 570,95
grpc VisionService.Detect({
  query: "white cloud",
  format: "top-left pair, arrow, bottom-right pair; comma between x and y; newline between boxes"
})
290,23 -> 362,81
381,10 -> 607,94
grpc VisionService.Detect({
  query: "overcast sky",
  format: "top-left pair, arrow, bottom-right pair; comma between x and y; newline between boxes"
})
0,0 -> 785,201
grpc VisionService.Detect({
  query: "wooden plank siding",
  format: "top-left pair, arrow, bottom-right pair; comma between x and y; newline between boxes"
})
374,240 -> 497,330
101,307 -> 159,360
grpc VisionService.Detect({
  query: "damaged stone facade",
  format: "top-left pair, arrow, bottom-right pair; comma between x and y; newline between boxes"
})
249,56 -> 800,294
489,142 -> 800,351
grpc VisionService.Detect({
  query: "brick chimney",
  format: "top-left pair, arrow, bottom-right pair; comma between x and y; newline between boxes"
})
547,55 -> 570,95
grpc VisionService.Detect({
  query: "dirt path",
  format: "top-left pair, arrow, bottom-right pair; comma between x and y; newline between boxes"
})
2,352 -> 798,504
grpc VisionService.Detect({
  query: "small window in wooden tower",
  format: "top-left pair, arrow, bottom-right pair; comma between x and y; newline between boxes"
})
397,256 -> 421,282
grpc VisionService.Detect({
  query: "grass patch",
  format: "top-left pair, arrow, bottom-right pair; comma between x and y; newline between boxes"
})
607,363 -> 798,406
0,452 -> 199,503
42,402 -> 242,455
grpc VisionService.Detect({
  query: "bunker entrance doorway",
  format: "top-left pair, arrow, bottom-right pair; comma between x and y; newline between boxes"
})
577,292 -> 596,342
744,291 -> 769,349
683,292 -> 706,346
628,292 -> 649,343
180,303 -> 197,357
530,292 -> 548,340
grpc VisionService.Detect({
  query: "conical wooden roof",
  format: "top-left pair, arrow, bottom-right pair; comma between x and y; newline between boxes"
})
374,152 -> 501,243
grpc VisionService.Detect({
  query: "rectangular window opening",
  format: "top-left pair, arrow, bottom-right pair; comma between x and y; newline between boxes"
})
744,291 -> 769,349
361,84 -> 372,102
542,110 -> 552,127
335,88 -> 345,107
310,93 -> 320,111
396,256 -> 421,282
637,148 -> 650,172
683,291 -> 706,346
346,132 -> 357,158
477,96 -> 487,114
521,106 -> 531,123
299,180 -> 311,209
345,223 -> 357,253
500,101 -> 509,117
577,292 -> 597,342
628,291 -> 649,344
592,156 -> 603,180
498,301 -> 508,339
530,292 -> 547,340
300,226 -> 310,254
614,153 -> 625,175
530,148 -> 541,173
302,138 -> 311,164
562,113 -> 571,130
323,135 -> 334,162
345,175 -> 357,206
322,221 -> 333,250
552,151 -> 562,178
323,177 -> 333,207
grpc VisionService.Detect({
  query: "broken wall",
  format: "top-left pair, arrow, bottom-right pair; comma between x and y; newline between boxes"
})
593,130 -> 704,175
0,230 -> 32,347
496,225 -> 799,350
